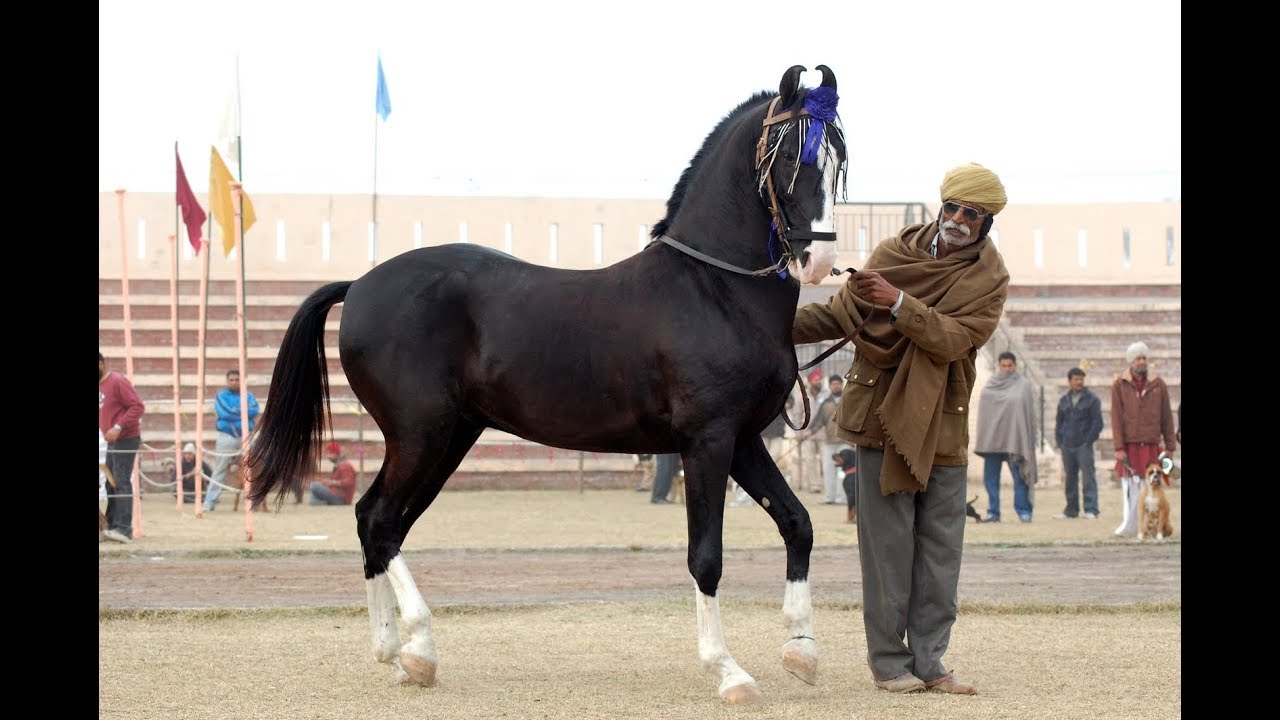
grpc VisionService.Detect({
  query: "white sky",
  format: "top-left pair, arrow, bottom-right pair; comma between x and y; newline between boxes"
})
98,0 -> 1181,204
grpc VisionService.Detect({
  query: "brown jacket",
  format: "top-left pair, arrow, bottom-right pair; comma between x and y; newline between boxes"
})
1110,368 -> 1176,451
793,221 -> 1009,493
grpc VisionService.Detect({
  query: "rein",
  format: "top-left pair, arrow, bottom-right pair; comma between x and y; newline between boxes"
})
782,265 -> 879,432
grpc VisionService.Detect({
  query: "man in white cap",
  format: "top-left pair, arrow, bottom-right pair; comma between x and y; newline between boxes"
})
171,442 -> 212,505
1109,341 -> 1177,537
793,162 -> 1009,696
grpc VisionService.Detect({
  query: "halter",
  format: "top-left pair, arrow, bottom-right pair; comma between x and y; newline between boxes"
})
754,96 -> 839,251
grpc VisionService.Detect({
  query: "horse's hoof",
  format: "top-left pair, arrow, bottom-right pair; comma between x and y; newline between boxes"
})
782,638 -> 818,685
398,652 -> 438,687
721,682 -> 765,705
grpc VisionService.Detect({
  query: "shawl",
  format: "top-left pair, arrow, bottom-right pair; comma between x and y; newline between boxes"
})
818,221 -> 1009,493
973,369 -> 1039,499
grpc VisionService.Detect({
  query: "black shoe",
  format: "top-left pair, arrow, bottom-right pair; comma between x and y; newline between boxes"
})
982,514 -> 1001,523
651,498 -> 671,504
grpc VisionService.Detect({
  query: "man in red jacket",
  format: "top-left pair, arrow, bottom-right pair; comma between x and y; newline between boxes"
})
1110,341 -> 1177,537
99,351 -> 145,543
309,441 -> 358,505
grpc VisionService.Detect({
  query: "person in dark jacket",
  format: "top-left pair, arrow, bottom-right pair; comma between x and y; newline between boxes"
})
1052,367 -> 1104,519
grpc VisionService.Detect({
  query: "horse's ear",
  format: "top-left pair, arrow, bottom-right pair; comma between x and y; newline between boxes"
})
816,64 -> 837,92
778,65 -> 806,109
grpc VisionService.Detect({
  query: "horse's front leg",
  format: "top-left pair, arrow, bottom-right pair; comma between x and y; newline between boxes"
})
682,438 -> 764,705
730,434 -> 818,685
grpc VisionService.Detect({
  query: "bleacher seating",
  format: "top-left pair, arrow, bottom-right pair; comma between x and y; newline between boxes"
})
100,278 -> 1180,492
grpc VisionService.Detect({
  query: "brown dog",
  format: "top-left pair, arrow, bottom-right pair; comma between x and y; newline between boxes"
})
1137,461 -> 1174,541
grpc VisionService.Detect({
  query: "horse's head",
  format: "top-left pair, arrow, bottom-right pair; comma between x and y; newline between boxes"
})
756,64 -> 847,285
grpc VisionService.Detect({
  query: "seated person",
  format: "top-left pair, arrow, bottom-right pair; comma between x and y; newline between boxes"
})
309,441 -> 358,506
171,442 -> 212,504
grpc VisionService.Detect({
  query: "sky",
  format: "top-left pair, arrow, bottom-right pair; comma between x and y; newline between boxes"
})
98,0 -> 1181,205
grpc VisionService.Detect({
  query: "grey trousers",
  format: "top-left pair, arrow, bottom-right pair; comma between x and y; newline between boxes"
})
856,446 -> 967,683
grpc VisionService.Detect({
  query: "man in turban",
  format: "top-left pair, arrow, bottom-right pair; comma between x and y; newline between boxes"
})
1109,341 -> 1177,537
792,162 -> 1009,695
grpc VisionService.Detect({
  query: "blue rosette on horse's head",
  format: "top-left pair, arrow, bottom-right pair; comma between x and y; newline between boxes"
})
800,86 -> 838,165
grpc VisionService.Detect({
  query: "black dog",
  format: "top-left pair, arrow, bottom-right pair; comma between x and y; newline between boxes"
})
965,495 -> 984,523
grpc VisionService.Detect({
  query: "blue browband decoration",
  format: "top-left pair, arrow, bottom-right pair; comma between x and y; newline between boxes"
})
769,219 -> 788,280
800,86 -> 839,165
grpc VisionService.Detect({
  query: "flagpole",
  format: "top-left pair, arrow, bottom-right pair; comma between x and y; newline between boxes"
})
232,181 -> 255,542
115,188 -> 144,538
115,190 -> 135,378
168,232 -> 184,515
194,228 -> 210,516
371,101 -> 379,269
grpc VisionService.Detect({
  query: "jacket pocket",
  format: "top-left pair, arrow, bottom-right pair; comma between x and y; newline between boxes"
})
937,380 -> 971,456
838,358 -> 881,433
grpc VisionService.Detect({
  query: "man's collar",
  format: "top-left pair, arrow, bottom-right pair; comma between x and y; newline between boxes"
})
929,232 -> 939,258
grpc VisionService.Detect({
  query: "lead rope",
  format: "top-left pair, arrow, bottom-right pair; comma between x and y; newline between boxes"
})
783,266 -> 876,431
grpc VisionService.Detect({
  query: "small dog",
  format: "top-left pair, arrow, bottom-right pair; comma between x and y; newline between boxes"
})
1137,461 -> 1174,540
965,495 -> 984,523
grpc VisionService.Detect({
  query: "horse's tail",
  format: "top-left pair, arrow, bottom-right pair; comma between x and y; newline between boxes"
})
246,281 -> 352,509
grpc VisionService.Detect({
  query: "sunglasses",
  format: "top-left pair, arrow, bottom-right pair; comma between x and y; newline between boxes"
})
942,201 -> 987,222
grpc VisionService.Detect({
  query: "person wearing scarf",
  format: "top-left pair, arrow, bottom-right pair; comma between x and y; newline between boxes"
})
973,351 -> 1039,522
793,163 -> 1009,696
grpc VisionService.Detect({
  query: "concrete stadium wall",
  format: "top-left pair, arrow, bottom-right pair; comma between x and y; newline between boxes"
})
98,192 -> 1181,287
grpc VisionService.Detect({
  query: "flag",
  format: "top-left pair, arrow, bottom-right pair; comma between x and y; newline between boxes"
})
209,146 -> 257,257
176,147 -> 206,252
376,55 -> 392,121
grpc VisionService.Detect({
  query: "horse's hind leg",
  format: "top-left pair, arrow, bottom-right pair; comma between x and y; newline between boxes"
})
357,415 -> 484,687
682,434 -> 764,705
729,434 -> 817,685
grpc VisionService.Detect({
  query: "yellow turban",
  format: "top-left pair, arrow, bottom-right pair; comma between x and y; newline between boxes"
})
940,163 -> 1007,215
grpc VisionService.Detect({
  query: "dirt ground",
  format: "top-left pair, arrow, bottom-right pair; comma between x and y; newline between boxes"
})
99,484 -> 1181,611
99,543 -> 1179,611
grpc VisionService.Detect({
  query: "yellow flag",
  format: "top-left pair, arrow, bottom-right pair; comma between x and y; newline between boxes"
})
209,146 -> 257,257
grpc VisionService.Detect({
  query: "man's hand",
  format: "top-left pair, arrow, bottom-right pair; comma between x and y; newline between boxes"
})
1114,449 -> 1126,463
852,271 -> 900,306
105,425 -> 122,443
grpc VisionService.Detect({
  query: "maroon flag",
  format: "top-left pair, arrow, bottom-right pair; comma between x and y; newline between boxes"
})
176,146 -> 207,252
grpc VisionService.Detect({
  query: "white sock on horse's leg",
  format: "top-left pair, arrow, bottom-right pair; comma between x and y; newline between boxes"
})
386,554 -> 439,686
780,579 -> 818,684
367,573 -> 402,663
695,585 -> 761,703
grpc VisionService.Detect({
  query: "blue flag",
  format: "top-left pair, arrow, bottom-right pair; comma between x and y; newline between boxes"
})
376,56 -> 392,121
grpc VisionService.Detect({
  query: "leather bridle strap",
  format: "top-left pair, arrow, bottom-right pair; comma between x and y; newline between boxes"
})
755,97 -> 837,245
655,235 -> 787,277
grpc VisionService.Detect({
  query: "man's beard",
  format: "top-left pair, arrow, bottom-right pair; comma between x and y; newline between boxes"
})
940,220 -> 979,248
1133,365 -> 1148,377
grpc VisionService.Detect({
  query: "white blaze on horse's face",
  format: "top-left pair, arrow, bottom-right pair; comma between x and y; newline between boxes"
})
790,141 -> 838,285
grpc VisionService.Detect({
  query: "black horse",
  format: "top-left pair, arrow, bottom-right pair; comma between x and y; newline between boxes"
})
248,64 -> 847,705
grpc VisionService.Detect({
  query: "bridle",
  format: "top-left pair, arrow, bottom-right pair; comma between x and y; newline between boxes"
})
755,96 -> 839,251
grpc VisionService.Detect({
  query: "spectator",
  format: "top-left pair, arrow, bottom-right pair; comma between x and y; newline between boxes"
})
171,442 -> 212,505
974,351 -> 1039,523
650,453 -> 680,505
792,162 -> 1010,695
99,351 -> 145,544
1111,341 -> 1176,537
634,454 -> 655,493
203,369 -> 260,512
813,375 -> 850,506
309,441 -> 358,505
1052,367 -> 1104,520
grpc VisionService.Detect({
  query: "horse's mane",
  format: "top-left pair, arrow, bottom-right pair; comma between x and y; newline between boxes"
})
651,89 -> 782,241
